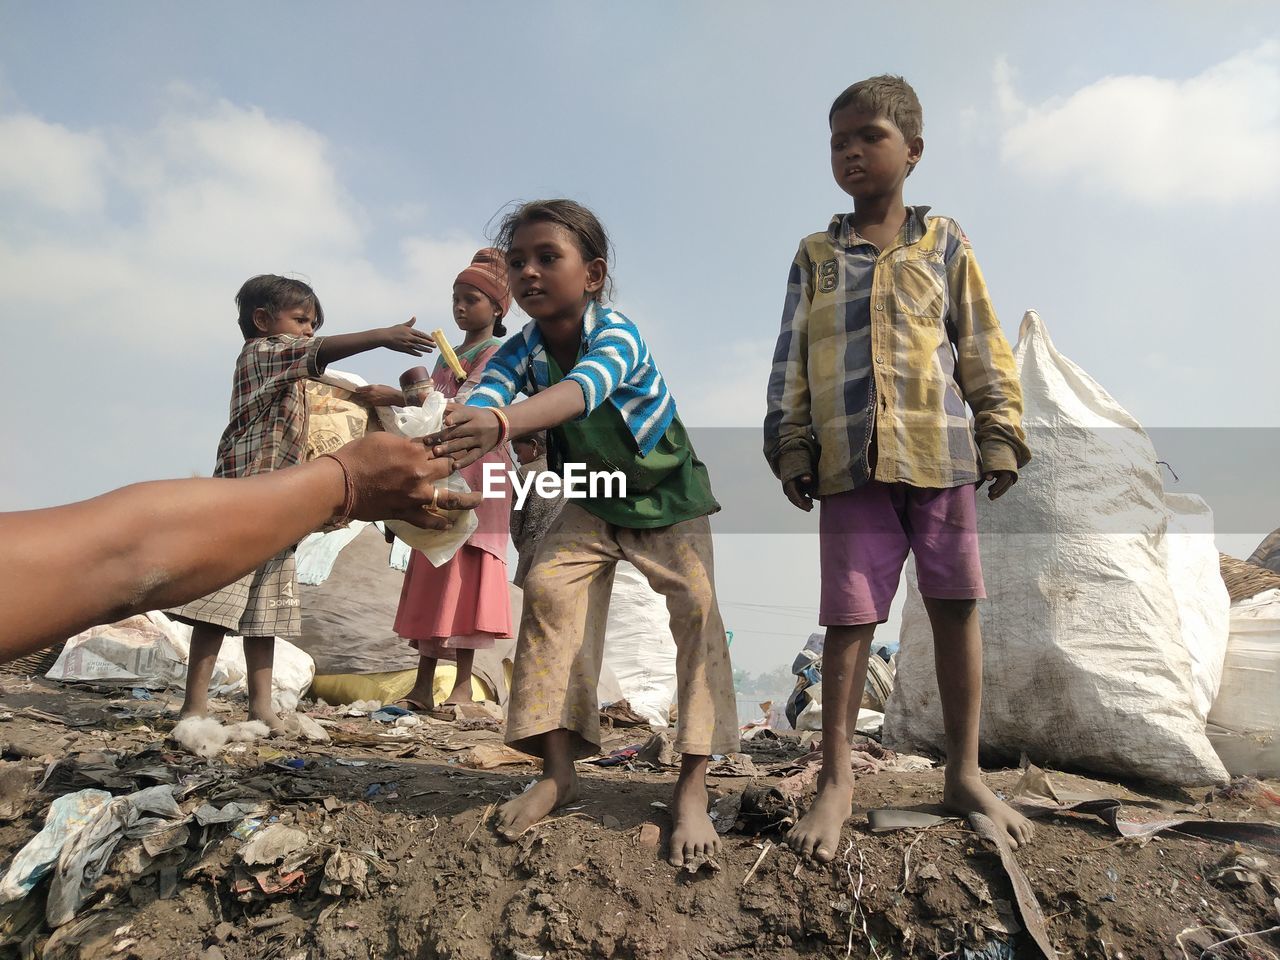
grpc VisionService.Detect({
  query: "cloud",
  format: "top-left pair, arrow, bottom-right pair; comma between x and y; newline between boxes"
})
996,43 -> 1280,204
0,112 -> 108,214
0,96 -> 478,350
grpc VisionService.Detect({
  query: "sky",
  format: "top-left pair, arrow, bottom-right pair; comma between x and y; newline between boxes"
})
2,2 -> 1278,675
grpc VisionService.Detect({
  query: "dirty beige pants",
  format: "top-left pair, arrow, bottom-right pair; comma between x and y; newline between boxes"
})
506,503 -> 739,760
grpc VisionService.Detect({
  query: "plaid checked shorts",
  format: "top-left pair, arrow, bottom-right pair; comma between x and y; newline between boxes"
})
168,548 -> 302,638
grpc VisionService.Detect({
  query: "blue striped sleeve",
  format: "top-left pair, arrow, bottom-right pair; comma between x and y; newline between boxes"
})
564,318 -> 644,418
466,335 -> 528,408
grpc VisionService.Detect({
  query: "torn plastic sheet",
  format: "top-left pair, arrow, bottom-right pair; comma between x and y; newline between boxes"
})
45,784 -> 185,927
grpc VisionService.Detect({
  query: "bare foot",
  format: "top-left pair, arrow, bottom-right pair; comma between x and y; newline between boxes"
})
943,772 -> 1034,849
495,770 -> 579,840
247,702 -> 290,737
668,775 -> 721,867
786,776 -> 854,863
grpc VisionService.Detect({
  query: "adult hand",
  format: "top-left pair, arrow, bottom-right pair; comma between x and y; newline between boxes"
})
980,470 -> 1017,500
426,403 -> 502,471
378,317 -> 436,356
351,384 -> 406,407
783,474 -> 814,512
327,433 -> 482,528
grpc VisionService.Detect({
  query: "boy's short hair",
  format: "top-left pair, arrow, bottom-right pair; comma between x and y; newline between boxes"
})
829,75 -> 923,142
235,275 -> 325,340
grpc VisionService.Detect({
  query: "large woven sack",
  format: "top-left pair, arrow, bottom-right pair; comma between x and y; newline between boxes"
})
883,311 -> 1227,786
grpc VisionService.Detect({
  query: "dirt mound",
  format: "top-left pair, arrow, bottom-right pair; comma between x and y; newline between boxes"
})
2,679 -> 1278,960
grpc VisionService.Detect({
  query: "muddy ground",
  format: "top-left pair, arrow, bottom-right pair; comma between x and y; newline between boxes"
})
1,677 -> 1278,960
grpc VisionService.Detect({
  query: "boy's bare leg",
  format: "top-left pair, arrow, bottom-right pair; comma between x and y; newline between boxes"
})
441,648 -> 476,706
243,635 -> 287,735
787,623 -> 876,862
397,655 -> 438,710
495,729 -> 580,840
180,622 -> 227,718
925,597 -> 1034,848
669,754 -> 721,867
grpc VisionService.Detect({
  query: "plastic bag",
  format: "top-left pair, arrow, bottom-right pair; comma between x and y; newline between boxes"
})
381,399 -> 478,567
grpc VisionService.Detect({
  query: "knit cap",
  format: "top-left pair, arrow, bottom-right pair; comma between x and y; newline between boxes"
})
455,247 -> 511,316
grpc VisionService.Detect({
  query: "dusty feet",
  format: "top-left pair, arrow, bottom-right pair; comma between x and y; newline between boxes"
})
247,699 -> 290,737
668,774 -> 721,868
495,770 -> 580,841
943,772 -> 1034,848
786,775 -> 854,863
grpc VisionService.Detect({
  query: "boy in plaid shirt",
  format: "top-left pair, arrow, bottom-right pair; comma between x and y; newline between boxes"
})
170,275 -> 434,732
765,77 -> 1033,860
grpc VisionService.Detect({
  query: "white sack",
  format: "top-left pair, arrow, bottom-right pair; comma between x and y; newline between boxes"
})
600,561 -> 678,727
1207,588 -> 1280,776
1164,493 -> 1231,720
47,611 -> 315,713
883,311 -> 1227,786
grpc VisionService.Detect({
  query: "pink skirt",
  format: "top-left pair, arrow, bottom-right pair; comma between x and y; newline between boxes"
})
394,545 -> 512,658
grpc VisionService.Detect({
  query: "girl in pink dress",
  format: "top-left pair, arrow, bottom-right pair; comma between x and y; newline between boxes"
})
393,249 -> 513,718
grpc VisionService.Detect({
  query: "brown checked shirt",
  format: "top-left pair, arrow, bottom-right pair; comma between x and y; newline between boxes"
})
213,334 -> 326,479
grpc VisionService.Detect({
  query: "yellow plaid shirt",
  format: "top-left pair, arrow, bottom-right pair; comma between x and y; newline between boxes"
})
764,207 -> 1030,497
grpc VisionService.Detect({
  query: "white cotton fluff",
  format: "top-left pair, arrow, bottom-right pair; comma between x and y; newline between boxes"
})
171,717 -> 229,758
226,720 -> 272,742
172,717 -> 272,758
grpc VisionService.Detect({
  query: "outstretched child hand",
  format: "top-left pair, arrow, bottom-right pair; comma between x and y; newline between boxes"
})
378,318 -> 436,356
980,470 -> 1017,500
351,384 -> 406,407
783,474 -> 815,512
426,403 -> 503,471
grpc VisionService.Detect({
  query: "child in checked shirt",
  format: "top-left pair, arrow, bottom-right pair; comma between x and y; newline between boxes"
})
170,274 -> 434,733
764,76 -> 1034,860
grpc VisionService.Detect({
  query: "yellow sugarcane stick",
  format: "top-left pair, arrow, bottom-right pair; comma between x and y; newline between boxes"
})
432,330 -> 467,382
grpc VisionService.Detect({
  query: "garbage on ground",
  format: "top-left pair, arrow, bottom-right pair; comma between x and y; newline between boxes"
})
886,311 -> 1228,787
239,824 -> 309,866
320,849 -> 370,897
0,789 -> 111,902
635,730 -> 679,768
785,633 -> 896,732
46,784 -> 185,927
0,763 -> 35,822
599,698 -> 650,728
462,744 -> 530,770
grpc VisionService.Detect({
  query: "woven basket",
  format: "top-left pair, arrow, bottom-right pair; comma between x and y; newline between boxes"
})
0,639 -> 66,679
1219,553 -> 1280,604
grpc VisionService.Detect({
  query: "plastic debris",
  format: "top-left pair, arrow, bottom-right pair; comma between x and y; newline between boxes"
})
709,792 -> 743,835
189,798 -> 267,829
46,784 -> 184,927
0,789 -> 111,902
239,824 -> 309,866
284,712 -> 331,743
320,850 -> 369,897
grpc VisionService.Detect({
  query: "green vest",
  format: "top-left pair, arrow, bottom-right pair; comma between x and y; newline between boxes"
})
546,353 -> 719,529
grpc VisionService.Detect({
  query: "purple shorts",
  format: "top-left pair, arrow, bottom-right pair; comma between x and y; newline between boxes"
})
819,481 -> 985,626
